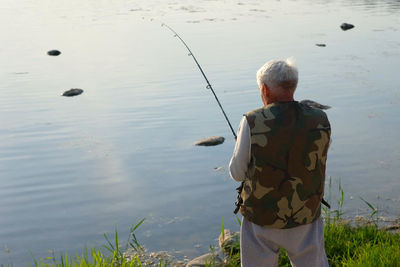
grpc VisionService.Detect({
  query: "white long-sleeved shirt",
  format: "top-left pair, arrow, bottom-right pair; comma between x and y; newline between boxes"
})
229,116 -> 251,181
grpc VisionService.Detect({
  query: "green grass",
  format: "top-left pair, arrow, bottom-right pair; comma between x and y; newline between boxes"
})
17,219 -> 164,267
272,222 -> 400,267
26,248 -> 142,267
3,218 -> 399,266
325,222 -> 400,267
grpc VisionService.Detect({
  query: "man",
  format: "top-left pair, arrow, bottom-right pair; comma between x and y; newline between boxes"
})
229,59 -> 331,267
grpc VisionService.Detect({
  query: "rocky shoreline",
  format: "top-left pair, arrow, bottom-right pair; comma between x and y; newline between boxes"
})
124,229 -> 239,267
123,216 -> 400,267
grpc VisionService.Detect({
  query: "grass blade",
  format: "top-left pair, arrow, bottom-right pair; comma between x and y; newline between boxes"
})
131,218 -> 145,232
221,216 -> 225,241
103,233 -> 115,253
359,197 -> 377,217
235,216 -> 242,226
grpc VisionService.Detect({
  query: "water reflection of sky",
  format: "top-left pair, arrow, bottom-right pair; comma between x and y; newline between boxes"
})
0,0 -> 400,265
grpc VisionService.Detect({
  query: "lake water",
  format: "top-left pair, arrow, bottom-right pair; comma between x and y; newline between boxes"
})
1,0 -> 400,265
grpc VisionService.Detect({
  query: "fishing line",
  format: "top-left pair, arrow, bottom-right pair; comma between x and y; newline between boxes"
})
161,23 -> 237,140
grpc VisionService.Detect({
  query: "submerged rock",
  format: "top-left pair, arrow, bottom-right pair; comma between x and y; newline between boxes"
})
47,50 -> 61,56
385,225 -> 400,231
340,23 -> 355,31
124,249 -> 185,266
62,88 -> 84,97
214,166 -> 226,173
186,253 -> 223,267
300,99 -> 331,110
219,229 -> 240,255
195,136 -> 225,146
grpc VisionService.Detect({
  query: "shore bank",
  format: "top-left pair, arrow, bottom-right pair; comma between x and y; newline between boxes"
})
11,215 -> 399,267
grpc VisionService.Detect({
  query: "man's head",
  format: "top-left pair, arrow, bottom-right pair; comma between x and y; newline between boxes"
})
256,58 -> 298,105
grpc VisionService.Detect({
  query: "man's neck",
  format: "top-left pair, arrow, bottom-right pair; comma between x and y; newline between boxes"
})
265,96 -> 294,105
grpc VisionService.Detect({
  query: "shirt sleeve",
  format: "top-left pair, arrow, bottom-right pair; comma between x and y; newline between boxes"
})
229,116 -> 251,182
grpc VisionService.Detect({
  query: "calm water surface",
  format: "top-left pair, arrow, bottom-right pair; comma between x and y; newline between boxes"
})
1,0 -> 400,265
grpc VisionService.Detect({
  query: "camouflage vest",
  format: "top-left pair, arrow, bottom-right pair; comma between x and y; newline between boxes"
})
240,101 -> 331,229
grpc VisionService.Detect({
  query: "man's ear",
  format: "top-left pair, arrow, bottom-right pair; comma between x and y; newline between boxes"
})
262,83 -> 270,97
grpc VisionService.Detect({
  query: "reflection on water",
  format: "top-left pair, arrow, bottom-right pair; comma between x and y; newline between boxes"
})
1,0 -> 400,265
341,0 -> 400,13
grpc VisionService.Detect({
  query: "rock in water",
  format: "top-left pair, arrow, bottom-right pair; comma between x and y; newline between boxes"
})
340,23 -> 355,31
300,99 -> 331,110
62,88 -> 84,97
219,229 -> 240,255
195,136 -> 225,146
186,253 -> 223,267
47,50 -> 61,56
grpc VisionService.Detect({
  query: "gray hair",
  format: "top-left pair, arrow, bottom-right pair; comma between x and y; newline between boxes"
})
256,58 -> 298,93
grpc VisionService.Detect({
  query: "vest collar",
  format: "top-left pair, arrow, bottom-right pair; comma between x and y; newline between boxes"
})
263,100 -> 298,108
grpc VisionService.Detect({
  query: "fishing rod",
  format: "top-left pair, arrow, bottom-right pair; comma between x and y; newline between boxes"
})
161,24 -> 332,214
161,23 -> 237,140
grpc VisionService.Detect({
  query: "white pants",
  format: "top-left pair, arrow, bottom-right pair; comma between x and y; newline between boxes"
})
240,217 -> 329,267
